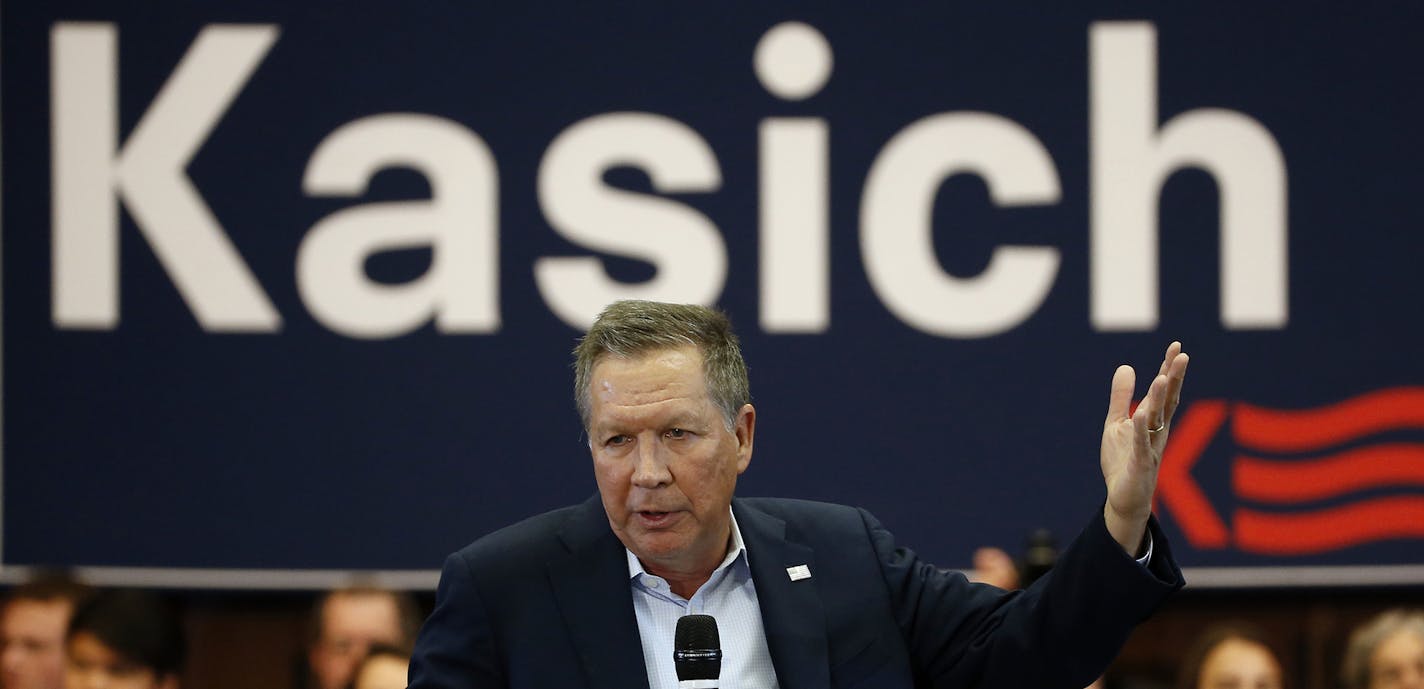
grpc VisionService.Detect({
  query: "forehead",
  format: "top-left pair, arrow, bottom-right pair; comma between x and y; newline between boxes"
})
1375,628 -> 1424,658
2,598 -> 71,632
587,346 -> 716,431
322,593 -> 399,632
591,347 -> 707,399
1204,638 -> 1276,669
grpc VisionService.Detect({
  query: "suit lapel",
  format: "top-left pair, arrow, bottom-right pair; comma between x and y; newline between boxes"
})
734,499 -> 829,689
547,496 -> 651,689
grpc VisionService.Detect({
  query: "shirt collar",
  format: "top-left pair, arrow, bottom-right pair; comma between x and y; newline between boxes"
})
625,508 -> 748,582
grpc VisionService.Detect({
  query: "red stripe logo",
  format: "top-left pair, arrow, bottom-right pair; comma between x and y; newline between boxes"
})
1156,387 -> 1424,555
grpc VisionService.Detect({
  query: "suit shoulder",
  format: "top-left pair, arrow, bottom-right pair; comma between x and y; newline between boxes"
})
737,497 -> 873,532
739,496 -> 867,517
449,502 -> 585,568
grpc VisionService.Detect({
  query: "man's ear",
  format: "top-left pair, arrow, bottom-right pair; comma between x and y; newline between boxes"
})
734,404 -> 755,473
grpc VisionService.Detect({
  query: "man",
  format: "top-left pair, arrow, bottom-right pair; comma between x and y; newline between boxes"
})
1342,609 -> 1424,689
410,300 -> 1190,688
307,586 -> 421,689
1,574 -> 90,689
64,589 -> 183,689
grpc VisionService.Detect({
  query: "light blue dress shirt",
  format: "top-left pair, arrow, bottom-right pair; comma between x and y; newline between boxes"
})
627,511 -> 780,689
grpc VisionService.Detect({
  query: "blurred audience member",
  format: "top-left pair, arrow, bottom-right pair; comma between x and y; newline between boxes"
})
1176,622 -> 1285,689
970,547 -> 1021,590
308,586 -> 420,689
350,643 -> 409,689
1,572 -> 92,689
1343,609 -> 1424,689
65,589 -> 184,689
970,529 -> 1059,591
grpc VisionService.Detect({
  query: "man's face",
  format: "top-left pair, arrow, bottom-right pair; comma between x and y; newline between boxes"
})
1,599 -> 72,689
308,593 -> 403,689
588,346 -> 754,580
64,632 -> 174,689
1370,629 -> 1424,689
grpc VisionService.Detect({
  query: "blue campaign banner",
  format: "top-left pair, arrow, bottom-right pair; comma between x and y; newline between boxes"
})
3,2 -> 1421,586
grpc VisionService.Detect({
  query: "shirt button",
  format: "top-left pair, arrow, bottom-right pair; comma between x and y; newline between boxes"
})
646,577 -> 660,588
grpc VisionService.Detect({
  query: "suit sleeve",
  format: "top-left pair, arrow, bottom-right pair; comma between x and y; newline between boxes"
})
408,552 -> 509,689
868,507 -> 1183,689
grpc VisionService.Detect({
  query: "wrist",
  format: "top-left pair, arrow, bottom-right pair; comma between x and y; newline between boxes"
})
1103,504 -> 1149,556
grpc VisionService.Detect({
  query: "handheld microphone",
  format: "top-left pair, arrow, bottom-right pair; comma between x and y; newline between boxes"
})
674,614 -> 721,688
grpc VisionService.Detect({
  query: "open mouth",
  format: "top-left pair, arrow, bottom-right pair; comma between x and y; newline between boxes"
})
638,510 -> 675,525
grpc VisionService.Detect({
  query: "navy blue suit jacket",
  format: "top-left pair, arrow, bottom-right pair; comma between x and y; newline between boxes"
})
409,496 -> 1182,689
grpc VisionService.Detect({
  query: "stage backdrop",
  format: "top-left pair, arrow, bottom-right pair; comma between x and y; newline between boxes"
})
3,2 -> 1421,588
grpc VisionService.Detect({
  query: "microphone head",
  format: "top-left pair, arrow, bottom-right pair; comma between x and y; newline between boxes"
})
673,614 -> 721,681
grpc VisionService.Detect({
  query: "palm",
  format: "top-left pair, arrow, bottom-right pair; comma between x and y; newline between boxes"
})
1100,342 -> 1189,552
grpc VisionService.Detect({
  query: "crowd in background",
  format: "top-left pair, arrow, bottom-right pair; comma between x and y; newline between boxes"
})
972,544 -> 1422,689
0,573 -> 416,689
1,569 -> 1421,689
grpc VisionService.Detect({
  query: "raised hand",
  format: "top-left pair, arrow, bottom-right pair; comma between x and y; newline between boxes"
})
1101,342 -> 1190,554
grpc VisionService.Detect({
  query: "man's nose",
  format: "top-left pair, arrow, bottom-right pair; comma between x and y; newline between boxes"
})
630,437 -> 671,488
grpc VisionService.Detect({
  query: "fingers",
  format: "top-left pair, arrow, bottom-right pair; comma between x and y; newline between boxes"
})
1141,371 -> 1169,428
1145,342 -> 1190,424
1108,343 -> 1189,430
1161,349 -> 1190,422
1156,341 -> 1181,378
1134,372 -> 1170,455
1106,364 -> 1136,423
1133,394 -> 1155,456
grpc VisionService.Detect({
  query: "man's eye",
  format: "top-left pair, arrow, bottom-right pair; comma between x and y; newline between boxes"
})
606,435 -> 630,446
666,428 -> 686,439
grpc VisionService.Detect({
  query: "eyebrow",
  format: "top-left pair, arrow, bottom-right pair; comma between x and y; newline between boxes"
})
663,413 -> 704,429
594,411 -> 708,437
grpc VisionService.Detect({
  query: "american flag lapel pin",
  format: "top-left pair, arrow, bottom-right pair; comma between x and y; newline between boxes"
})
786,564 -> 811,581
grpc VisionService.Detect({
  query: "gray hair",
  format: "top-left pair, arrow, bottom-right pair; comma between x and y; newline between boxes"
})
1342,609 -> 1424,689
573,300 -> 749,431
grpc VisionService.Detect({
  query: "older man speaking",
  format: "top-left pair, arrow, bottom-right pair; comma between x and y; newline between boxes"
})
410,300 -> 1189,689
